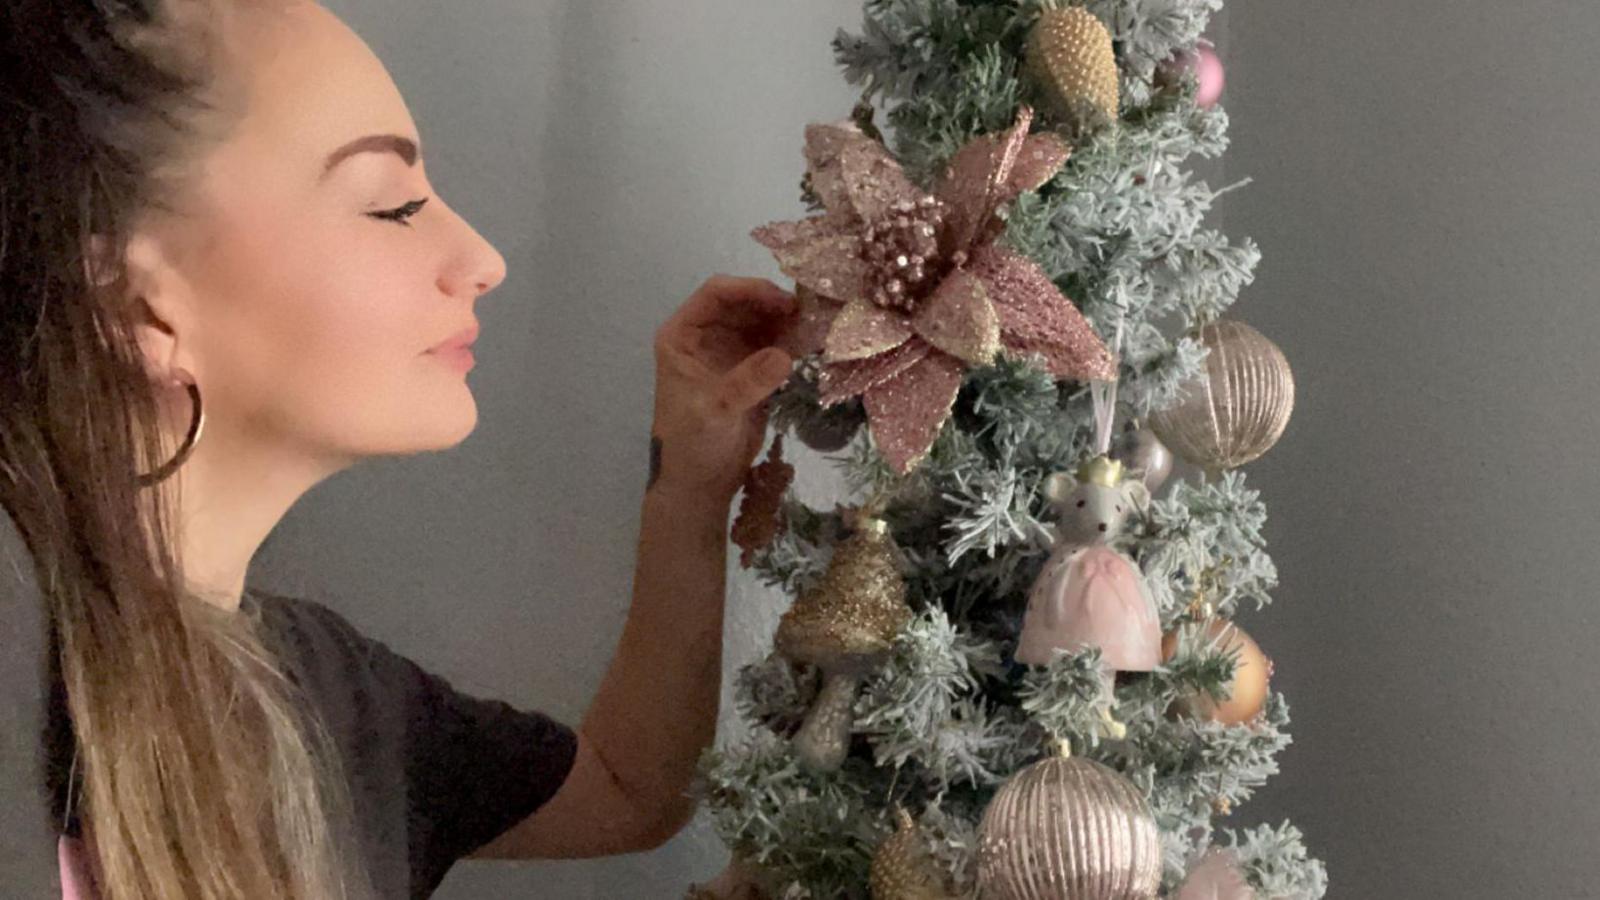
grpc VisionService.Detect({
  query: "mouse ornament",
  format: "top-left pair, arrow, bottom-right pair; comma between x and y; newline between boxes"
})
1014,453 -> 1161,673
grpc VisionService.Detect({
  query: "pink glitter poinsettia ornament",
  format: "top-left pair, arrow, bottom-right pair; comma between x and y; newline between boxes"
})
753,105 -> 1117,475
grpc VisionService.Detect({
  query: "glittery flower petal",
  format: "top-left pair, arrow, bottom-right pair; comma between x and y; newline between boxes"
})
777,285 -> 846,359
817,337 -> 931,406
804,121 -> 927,224
910,268 -> 1001,367
933,107 -> 1033,253
863,349 -> 966,475
751,215 -> 871,303
932,141 -> 1002,256
1004,131 -> 1072,197
932,107 -> 1070,258
803,121 -> 869,217
823,295 -> 916,363
838,139 -> 927,223
967,243 -> 1117,381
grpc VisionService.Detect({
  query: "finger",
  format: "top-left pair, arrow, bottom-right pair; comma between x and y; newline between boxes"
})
673,275 -> 796,331
713,346 -> 795,414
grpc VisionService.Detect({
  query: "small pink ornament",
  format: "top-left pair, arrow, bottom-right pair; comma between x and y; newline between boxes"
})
1016,455 -> 1161,671
1175,847 -> 1256,900
1159,45 -> 1226,108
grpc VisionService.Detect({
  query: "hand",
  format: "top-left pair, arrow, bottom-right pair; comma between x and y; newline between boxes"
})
650,275 -> 798,505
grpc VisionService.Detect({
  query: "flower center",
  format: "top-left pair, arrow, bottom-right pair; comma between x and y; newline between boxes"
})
860,195 -> 948,313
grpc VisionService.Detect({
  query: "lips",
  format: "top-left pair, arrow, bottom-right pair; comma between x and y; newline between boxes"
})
428,321 -> 480,353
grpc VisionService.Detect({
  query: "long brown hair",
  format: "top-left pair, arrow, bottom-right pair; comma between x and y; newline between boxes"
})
1,2 -> 376,897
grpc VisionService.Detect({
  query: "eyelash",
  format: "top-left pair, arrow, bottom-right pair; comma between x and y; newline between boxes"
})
368,197 -> 429,227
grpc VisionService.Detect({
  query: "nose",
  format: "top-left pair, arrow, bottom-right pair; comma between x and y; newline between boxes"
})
1097,522 -> 1108,532
438,209 -> 508,299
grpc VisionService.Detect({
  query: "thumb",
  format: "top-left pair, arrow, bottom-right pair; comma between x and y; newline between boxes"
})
716,347 -> 793,413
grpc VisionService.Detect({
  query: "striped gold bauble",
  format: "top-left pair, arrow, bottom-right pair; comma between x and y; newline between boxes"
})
1023,4 -> 1120,138
1149,319 -> 1295,474
976,743 -> 1162,900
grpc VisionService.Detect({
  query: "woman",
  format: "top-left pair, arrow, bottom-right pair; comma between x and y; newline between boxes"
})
0,1 -> 798,897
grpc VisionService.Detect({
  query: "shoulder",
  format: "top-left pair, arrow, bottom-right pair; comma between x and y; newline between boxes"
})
243,587 -> 408,701
243,588 -> 442,713
248,587 -> 373,656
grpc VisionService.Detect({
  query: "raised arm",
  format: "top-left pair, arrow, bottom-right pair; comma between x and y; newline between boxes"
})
466,275 -> 798,859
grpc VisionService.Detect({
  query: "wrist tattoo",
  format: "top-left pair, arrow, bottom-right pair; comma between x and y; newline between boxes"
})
647,433 -> 662,490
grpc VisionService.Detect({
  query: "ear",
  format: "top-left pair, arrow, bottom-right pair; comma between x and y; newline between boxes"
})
1042,471 -> 1077,505
121,231 -> 200,386
1124,480 -> 1151,514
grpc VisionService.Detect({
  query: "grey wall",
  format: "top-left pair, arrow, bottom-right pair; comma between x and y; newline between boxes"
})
1220,1 -> 1600,897
261,2 -> 1600,898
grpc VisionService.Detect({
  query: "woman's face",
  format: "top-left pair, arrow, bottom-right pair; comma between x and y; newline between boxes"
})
128,0 -> 507,474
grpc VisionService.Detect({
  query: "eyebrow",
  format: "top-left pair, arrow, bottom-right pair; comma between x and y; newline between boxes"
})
320,134 -> 420,180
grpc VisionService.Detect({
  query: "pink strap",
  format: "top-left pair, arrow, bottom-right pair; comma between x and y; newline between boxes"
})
58,832 -> 99,899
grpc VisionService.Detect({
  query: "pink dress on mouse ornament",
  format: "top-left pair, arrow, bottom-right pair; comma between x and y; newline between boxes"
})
1015,454 -> 1162,671
1015,541 -> 1162,670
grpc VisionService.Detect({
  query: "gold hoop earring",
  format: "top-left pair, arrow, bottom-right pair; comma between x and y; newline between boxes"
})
136,379 -> 205,487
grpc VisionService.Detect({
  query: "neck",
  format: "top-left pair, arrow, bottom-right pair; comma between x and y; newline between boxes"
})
158,420 -> 353,613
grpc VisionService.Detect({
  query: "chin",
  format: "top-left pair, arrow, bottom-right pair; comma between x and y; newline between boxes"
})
430,400 -> 479,450
405,386 -> 480,452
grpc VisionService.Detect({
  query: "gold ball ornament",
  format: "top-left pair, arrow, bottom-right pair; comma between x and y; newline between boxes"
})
1148,320 -> 1295,473
774,513 -> 913,771
1024,4 -> 1120,139
870,808 -> 959,900
1160,618 -> 1274,726
977,742 -> 1162,900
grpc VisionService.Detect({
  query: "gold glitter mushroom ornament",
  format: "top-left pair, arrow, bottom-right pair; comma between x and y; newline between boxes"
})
773,510 -> 912,772
752,105 -> 1117,475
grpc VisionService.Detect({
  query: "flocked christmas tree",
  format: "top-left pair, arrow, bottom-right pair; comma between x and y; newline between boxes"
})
691,2 -> 1327,898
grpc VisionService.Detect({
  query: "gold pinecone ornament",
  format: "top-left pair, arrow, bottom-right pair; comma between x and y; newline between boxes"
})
1024,3 -> 1120,139
870,808 -> 959,900
774,509 -> 913,771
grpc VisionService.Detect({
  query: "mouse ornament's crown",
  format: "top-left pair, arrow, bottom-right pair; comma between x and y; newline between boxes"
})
1076,454 -> 1124,488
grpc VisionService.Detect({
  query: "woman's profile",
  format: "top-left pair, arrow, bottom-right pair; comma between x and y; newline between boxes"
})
0,1 -> 798,897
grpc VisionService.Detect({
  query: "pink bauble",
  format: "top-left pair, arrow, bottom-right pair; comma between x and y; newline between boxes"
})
1159,45 -> 1226,108
1175,848 -> 1255,900
1194,46 -> 1226,108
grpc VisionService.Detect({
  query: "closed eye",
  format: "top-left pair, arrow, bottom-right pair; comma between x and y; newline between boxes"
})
368,197 -> 429,226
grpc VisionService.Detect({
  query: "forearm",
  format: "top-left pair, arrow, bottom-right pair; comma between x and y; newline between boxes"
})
578,474 -> 731,835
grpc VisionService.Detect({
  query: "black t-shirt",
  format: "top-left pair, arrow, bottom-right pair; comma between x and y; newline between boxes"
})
41,587 -> 579,899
